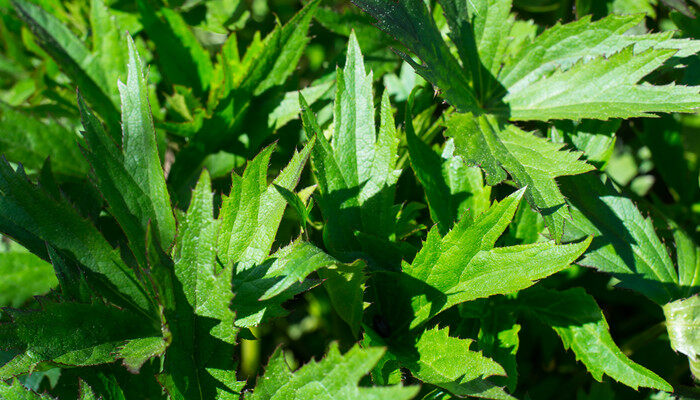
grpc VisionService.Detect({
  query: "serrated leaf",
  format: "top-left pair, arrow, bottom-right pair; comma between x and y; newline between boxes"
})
173,170 -> 233,339
403,188 -> 591,327
306,34 -> 401,259
519,287 -> 672,391
79,379 -> 98,400
350,0 -> 478,112
247,343 -> 418,400
0,302 -> 155,379
561,173 -> 681,304
445,113 -> 594,241
231,240 -> 337,327
505,47 -> 700,120
407,326 -> 514,399
159,170 -> 239,400
0,379 -> 53,399
499,14 -> 700,94
218,140 -> 313,269
0,160 -> 152,312
118,36 -> 176,249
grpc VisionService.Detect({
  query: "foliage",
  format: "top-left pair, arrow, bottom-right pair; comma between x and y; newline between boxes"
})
0,0 -> 698,398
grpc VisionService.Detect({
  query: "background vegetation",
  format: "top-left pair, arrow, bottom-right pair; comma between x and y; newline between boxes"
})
0,0 -> 698,398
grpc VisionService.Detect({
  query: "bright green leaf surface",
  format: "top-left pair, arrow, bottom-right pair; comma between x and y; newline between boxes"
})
404,188 -> 591,327
404,327 -> 513,399
247,343 -> 419,400
519,287 -> 672,391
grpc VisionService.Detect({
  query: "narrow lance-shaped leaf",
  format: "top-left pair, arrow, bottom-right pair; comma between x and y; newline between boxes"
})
499,13 -> 700,94
218,140 -> 314,269
307,33 -> 401,258
118,36 -> 176,249
518,287 -> 672,391
159,170 -> 239,399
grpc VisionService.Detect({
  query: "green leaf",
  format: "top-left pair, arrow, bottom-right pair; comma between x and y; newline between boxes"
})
0,302 -> 155,379
673,227 -> 699,297
405,326 -> 513,399
561,173 -> 681,304
89,0 -> 127,103
519,287 -> 672,391
0,379 -> 52,399
173,169 -> 234,342
350,0 -> 479,112
438,0 -> 512,100
247,343 -> 419,400
505,46 -> 700,120
232,240 -> 337,327
445,113 -> 594,241
319,262 -> 367,337
406,101 -> 490,234
499,14 -> 700,94
0,160 -> 152,312
0,103 -> 87,177
136,0 -> 213,95
0,251 -> 56,307
218,140 -> 313,269
663,295 -> 700,380
79,379 -> 98,400
159,170 -> 238,400
116,336 -> 167,374
11,0 -> 120,132
307,34 -> 401,258
118,36 -> 176,249
273,184 -> 310,232
404,188 -> 591,327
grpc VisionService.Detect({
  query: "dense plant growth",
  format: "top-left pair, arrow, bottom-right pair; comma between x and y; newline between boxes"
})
0,0 -> 698,398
